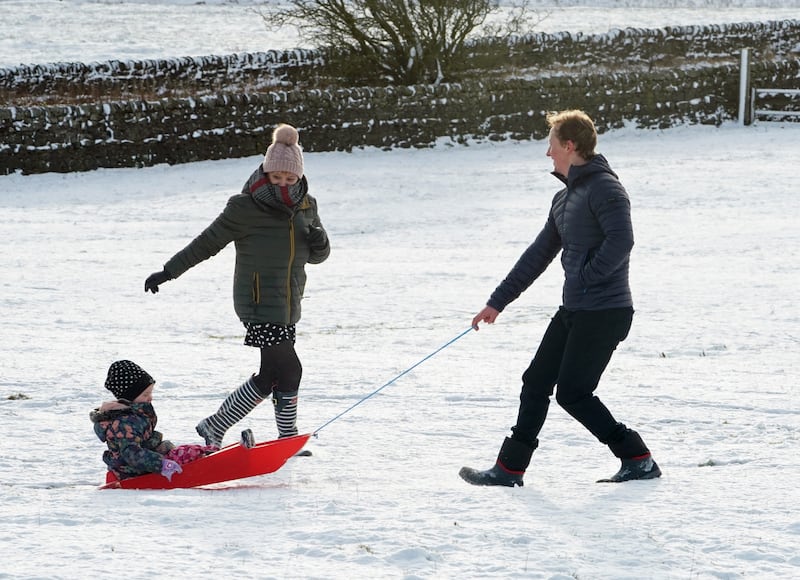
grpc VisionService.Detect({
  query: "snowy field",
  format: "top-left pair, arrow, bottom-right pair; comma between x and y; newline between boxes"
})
2,0 -> 800,68
2,1 -> 800,579
2,123 -> 799,579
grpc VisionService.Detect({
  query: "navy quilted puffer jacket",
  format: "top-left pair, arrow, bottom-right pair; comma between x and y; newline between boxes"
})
488,154 -> 634,312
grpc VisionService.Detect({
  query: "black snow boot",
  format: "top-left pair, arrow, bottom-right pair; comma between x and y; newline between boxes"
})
459,437 -> 534,487
605,424 -> 650,458
600,425 -> 661,482
597,454 -> 662,483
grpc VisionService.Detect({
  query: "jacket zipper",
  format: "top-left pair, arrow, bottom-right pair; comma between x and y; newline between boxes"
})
252,272 -> 260,304
286,218 -> 295,322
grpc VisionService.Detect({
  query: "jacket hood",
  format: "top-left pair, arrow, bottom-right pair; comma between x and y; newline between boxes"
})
552,154 -> 618,187
90,401 -> 152,424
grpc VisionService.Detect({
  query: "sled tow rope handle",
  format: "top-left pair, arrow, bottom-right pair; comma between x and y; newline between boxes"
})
313,326 -> 474,436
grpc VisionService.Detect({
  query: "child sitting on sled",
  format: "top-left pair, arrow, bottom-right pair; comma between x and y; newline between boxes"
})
91,360 -> 216,481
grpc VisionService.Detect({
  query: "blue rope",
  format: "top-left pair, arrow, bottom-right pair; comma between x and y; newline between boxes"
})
313,326 -> 474,436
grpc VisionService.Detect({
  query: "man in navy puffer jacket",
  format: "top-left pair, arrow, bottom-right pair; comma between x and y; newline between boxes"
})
460,110 -> 661,486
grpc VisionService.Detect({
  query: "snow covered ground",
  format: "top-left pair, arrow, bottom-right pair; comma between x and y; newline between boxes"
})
2,121 -> 799,579
2,1 -> 800,579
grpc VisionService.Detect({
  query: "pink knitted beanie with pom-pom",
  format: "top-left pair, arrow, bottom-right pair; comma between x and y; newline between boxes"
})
262,123 -> 304,178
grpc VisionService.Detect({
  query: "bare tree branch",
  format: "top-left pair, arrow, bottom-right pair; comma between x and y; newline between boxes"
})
256,0 -> 539,84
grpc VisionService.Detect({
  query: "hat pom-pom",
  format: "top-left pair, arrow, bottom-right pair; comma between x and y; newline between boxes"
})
273,124 -> 299,146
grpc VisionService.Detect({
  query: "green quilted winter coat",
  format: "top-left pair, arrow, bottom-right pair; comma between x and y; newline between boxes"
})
163,167 -> 330,325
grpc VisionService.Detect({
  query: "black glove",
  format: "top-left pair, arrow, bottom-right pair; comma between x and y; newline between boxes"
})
307,224 -> 329,251
144,269 -> 172,294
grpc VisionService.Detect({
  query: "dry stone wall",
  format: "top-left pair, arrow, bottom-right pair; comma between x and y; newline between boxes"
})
0,50 -> 324,98
2,21 -> 799,175
471,19 -> 800,70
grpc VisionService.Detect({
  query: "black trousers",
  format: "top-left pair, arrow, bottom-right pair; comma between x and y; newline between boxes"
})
511,306 -> 634,447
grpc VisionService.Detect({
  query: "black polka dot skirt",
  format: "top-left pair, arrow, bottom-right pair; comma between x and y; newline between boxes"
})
243,322 -> 296,348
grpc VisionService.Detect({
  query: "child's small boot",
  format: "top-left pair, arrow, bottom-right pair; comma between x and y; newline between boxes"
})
240,428 -> 255,449
459,437 -> 534,487
196,376 -> 264,448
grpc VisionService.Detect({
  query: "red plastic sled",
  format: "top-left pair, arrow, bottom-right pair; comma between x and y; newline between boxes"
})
99,433 -> 311,490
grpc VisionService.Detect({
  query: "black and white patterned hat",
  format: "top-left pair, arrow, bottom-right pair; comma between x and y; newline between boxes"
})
104,360 -> 154,401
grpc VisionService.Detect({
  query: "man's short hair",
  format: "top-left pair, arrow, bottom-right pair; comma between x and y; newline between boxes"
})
546,110 -> 597,159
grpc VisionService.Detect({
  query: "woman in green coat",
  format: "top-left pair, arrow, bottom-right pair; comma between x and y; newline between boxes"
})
144,124 -> 330,448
